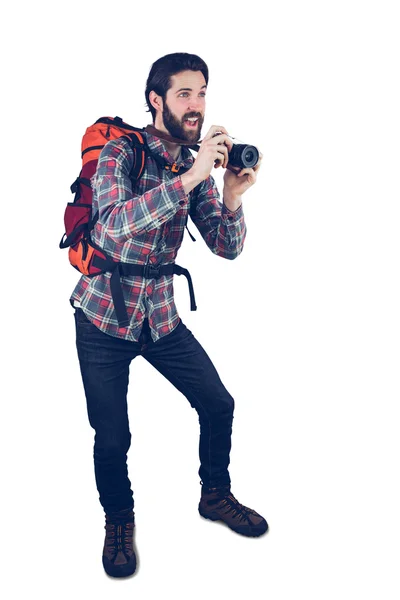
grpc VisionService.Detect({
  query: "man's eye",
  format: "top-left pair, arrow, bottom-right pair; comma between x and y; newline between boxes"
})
179,92 -> 206,97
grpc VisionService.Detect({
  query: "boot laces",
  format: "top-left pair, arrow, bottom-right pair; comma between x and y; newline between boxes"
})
218,491 -> 255,522
202,482 -> 257,523
104,514 -> 134,557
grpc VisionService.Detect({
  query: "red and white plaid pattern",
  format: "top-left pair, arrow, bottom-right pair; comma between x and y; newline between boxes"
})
70,130 -> 247,341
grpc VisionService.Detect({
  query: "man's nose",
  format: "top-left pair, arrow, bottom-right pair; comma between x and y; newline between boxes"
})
188,98 -> 202,112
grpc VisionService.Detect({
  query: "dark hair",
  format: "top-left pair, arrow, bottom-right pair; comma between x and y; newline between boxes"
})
145,52 -> 209,123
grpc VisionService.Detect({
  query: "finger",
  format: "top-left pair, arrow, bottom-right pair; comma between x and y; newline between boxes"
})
212,141 -> 228,163
214,149 -> 225,166
214,148 -> 226,168
238,167 -> 254,177
203,125 -> 229,141
215,134 -> 233,152
249,170 -> 257,184
238,168 -> 257,184
238,169 -> 256,185
211,133 -> 234,153
217,145 -> 229,168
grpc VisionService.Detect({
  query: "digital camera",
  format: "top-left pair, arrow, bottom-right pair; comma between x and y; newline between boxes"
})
212,132 -> 259,169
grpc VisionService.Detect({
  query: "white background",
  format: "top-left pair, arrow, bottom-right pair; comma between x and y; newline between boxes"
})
2,1 -> 399,598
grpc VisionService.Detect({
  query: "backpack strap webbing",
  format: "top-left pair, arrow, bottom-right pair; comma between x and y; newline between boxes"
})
90,256 -> 197,328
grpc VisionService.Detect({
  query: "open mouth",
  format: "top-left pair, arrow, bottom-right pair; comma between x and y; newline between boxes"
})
184,117 -> 199,128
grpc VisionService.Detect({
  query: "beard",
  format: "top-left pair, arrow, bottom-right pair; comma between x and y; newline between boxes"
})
162,100 -> 204,143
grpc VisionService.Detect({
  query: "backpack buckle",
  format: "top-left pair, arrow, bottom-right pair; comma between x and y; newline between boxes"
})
143,264 -> 162,279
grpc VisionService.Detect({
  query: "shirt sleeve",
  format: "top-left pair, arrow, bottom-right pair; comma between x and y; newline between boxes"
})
189,174 -> 247,259
92,138 -> 188,244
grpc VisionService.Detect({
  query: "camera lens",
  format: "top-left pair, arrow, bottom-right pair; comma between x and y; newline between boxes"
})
227,143 -> 259,169
241,145 -> 259,168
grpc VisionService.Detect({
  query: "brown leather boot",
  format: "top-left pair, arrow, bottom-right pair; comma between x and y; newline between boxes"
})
102,508 -> 137,578
199,484 -> 268,537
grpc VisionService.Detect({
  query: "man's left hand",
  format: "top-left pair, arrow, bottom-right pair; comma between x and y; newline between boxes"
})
222,152 -> 263,200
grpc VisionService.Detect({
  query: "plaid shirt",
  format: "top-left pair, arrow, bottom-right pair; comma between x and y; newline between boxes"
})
70,130 -> 247,342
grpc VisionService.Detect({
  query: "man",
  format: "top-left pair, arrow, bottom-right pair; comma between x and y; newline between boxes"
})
70,52 -> 267,579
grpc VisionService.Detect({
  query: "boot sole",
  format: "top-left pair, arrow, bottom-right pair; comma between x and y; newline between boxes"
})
198,507 -> 268,537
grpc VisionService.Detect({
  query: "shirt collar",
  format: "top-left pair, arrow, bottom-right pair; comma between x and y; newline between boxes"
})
142,130 -> 195,169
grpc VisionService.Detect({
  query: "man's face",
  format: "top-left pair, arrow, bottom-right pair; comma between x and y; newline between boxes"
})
160,70 -> 206,143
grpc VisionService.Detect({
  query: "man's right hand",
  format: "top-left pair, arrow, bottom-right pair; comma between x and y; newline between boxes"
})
180,125 -> 234,195
191,125 -> 234,181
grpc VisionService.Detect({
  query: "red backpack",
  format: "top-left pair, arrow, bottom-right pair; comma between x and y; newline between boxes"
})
59,116 -> 149,276
60,116 -> 197,328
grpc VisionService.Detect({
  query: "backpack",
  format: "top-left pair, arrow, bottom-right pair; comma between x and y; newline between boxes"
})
60,116 -> 198,328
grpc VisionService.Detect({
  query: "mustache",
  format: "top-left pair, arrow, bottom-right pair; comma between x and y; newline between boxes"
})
183,114 -> 202,120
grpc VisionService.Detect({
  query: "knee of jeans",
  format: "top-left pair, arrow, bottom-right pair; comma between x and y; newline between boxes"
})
94,431 -> 131,457
209,394 -> 235,420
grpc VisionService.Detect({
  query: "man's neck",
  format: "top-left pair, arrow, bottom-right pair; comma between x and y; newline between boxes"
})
165,142 -> 181,162
152,123 -> 182,161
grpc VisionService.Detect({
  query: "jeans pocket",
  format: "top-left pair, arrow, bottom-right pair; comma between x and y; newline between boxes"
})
74,308 -> 94,327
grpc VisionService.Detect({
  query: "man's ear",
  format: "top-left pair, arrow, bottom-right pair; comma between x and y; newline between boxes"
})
149,90 -> 163,114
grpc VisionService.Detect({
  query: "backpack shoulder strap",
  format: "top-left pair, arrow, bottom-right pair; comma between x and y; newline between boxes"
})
120,131 -> 198,242
120,131 -> 148,181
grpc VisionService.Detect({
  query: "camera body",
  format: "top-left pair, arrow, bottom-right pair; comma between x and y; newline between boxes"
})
212,132 -> 259,169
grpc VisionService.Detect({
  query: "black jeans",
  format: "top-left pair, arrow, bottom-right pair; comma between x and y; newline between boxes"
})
73,308 -> 235,515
